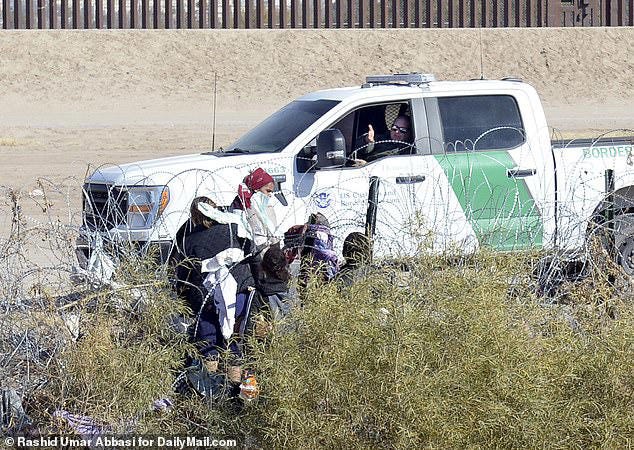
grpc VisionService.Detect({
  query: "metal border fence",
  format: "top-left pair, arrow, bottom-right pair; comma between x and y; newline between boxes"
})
1,0 -> 632,29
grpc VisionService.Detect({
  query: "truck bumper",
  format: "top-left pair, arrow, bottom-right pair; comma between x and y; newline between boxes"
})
75,232 -> 174,270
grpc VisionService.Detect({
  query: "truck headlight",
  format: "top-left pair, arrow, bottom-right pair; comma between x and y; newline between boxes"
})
126,186 -> 170,229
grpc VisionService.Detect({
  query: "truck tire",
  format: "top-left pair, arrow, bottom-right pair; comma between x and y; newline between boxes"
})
613,214 -> 634,276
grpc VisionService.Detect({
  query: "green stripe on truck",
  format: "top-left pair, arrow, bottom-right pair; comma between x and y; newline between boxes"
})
435,151 -> 543,251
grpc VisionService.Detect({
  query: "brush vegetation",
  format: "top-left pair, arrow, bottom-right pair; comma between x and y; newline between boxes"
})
27,256 -> 195,432
7,248 -> 634,447
243,250 -> 634,448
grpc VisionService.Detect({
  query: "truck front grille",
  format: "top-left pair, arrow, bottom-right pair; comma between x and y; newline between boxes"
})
82,183 -> 128,231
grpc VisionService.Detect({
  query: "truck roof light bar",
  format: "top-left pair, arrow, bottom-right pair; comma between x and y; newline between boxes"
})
501,77 -> 523,82
363,73 -> 436,87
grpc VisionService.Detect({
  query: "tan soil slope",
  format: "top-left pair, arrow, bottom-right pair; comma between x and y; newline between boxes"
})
1,28 -> 632,105
0,28 -> 632,189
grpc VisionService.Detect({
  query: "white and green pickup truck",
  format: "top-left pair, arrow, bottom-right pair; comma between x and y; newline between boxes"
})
78,73 -> 634,274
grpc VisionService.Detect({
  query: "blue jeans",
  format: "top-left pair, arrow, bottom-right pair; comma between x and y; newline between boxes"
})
191,292 -> 248,360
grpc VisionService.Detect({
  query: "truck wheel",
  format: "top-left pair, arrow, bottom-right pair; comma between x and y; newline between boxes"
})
613,214 -> 634,276
615,228 -> 634,276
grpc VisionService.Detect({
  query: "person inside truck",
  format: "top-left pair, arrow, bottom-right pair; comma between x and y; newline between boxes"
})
178,196 -> 256,384
353,115 -> 415,163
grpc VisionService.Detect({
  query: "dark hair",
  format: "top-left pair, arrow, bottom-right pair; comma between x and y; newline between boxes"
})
190,196 -> 217,228
394,114 -> 411,124
262,245 -> 291,282
342,232 -> 371,265
308,212 -> 329,227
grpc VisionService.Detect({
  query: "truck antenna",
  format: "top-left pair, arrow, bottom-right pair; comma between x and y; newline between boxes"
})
211,72 -> 218,151
479,28 -> 485,80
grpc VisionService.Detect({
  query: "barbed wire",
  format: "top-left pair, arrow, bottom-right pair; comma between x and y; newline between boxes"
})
1,127 -> 634,433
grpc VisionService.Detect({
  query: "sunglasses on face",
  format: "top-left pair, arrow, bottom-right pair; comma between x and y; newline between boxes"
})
391,125 -> 410,133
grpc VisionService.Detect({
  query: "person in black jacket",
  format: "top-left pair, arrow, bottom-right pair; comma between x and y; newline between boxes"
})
176,196 -> 255,381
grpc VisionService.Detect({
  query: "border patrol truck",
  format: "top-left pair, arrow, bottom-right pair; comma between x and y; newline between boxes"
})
78,73 -> 634,274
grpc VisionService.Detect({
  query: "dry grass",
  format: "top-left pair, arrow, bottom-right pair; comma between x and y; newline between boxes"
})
242,252 -> 634,448
5,247 -> 634,446
24,256 -> 195,432
0,138 -> 22,147
3,184 -> 634,447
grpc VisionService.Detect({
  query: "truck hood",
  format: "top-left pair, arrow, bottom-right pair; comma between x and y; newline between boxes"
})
87,152 -> 227,186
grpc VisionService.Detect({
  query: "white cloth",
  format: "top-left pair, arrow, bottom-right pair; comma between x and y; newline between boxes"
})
86,233 -> 116,283
197,202 -> 251,239
201,248 -> 245,340
53,409 -> 109,444
246,192 -> 278,247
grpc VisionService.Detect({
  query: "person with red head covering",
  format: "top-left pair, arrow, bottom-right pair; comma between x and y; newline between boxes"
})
234,167 -> 275,210
231,167 -> 279,250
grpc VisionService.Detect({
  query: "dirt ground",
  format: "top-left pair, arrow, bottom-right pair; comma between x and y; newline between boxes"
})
0,28 -> 633,253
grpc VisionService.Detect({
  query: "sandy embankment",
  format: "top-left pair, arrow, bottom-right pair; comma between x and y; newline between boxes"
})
0,28 -> 632,249
1,28 -> 633,188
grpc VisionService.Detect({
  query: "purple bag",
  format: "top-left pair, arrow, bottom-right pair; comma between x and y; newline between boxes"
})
303,224 -> 339,280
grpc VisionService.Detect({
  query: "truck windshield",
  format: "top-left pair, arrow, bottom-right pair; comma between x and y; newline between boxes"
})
222,99 -> 339,154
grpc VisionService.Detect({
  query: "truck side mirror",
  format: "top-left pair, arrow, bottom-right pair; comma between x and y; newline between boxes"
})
316,129 -> 346,168
271,174 -> 288,206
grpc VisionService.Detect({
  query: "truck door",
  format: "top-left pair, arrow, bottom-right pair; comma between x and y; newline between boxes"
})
424,93 -> 552,251
369,156 -> 487,258
292,100 -> 416,251
366,98 -> 479,257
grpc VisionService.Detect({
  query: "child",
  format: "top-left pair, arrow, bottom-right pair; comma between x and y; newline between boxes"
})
284,213 -> 339,286
258,245 -> 293,322
336,232 -> 372,287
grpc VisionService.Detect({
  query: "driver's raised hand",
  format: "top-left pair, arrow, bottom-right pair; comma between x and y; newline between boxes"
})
367,124 -> 375,143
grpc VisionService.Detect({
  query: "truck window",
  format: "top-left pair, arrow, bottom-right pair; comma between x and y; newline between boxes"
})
223,99 -> 339,154
351,102 -> 415,163
438,95 -> 525,152
296,101 -> 414,172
